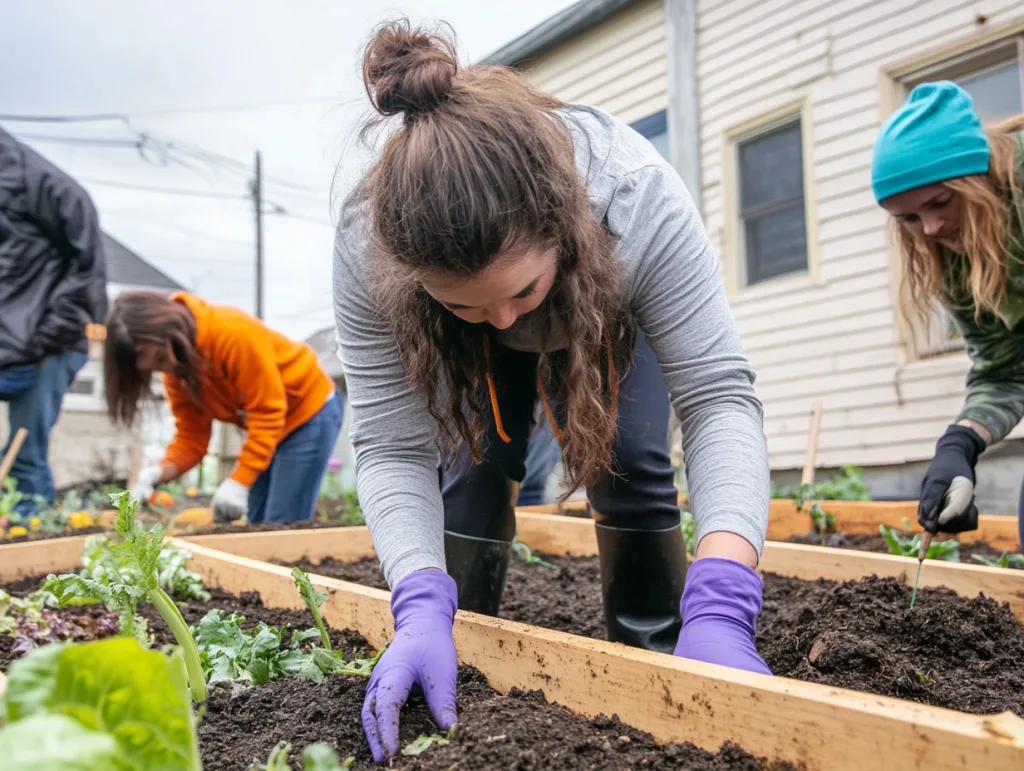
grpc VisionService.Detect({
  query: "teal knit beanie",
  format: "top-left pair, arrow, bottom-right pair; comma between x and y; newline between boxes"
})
871,80 -> 990,204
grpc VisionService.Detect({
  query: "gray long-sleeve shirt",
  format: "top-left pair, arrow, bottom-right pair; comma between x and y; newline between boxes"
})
332,104 -> 769,589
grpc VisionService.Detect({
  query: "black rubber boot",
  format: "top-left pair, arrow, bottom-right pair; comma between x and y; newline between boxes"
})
443,530 -> 512,616
593,520 -> 687,653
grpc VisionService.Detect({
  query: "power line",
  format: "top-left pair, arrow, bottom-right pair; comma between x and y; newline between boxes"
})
0,94 -> 340,123
80,177 -> 247,199
14,133 -> 142,148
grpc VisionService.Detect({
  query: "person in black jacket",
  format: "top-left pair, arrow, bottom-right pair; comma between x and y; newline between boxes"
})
0,127 -> 108,515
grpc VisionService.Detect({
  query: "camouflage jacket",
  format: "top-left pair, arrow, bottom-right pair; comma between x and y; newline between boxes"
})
943,129 -> 1024,443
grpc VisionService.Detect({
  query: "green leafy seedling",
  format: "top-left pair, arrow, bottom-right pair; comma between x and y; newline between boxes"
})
512,538 -> 556,569
292,567 -> 332,651
401,727 -> 456,756
0,637 -> 201,770
43,490 -> 207,702
971,550 -> 1024,569
249,741 -> 354,770
878,524 -> 960,562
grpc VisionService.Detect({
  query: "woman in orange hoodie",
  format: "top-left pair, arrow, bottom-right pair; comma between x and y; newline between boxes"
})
103,290 -> 342,524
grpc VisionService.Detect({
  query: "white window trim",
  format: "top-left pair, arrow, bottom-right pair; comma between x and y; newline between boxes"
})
721,96 -> 821,297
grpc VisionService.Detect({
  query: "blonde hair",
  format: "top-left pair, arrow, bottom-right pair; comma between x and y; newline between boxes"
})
895,113 -> 1024,329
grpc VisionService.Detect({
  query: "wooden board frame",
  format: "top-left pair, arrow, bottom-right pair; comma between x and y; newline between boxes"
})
518,499 -> 1021,551
180,512 -> 1024,623
1,534 -> 1022,768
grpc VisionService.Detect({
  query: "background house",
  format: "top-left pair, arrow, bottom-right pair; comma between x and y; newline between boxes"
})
1,233 -> 186,490
485,0 -> 1024,512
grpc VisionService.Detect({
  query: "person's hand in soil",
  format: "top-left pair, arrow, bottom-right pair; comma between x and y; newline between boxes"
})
211,478 -> 250,523
362,568 -> 459,763
673,556 -> 772,675
918,424 -> 987,534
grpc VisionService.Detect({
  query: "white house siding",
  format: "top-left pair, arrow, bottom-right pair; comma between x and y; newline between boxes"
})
516,0 -> 1024,476
699,0 -> 1024,471
522,0 -> 668,125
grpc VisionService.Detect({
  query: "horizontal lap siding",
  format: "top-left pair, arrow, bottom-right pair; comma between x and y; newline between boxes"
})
521,0 -> 668,125
697,0 -> 1024,469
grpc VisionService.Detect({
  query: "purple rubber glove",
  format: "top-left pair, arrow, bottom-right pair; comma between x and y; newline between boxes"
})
361,569 -> 459,764
673,556 -> 772,675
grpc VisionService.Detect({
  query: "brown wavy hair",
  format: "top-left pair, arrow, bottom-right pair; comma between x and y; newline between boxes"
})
894,113 -> 1024,329
355,19 -> 633,493
104,291 -> 204,427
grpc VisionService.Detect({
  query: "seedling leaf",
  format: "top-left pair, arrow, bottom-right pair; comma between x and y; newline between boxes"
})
291,567 -> 332,650
401,728 -> 455,756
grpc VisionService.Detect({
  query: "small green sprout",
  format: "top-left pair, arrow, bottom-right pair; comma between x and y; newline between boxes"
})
971,551 -> 1024,570
879,524 -> 960,562
248,740 -> 354,770
512,538 -> 556,569
401,727 -> 456,756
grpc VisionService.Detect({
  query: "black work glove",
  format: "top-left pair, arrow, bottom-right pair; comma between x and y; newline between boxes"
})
918,424 -> 987,534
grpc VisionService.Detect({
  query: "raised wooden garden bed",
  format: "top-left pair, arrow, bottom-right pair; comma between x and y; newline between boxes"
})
2,529 -> 1023,768
520,498 -> 1021,552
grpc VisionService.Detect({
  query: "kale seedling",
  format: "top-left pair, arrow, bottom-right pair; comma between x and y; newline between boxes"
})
971,550 -> 1024,569
42,490 -> 208,702
292,567 -> 332,650
512,538 -> 556,569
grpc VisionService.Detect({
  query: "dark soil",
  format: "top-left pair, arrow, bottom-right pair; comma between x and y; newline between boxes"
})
785,531 -> 1011,561
288,552 -> 1024,716
2,573 -> 793,771
286,553 -> 609,641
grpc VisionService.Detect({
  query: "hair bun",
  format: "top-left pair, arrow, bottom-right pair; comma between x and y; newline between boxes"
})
363,19 -> 458,119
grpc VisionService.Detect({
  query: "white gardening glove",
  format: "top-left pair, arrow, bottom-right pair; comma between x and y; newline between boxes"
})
131,465 -> 164,504
211,478 -> 250,523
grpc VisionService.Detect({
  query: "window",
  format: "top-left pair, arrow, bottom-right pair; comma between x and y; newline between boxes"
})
630,110 -> 670,162
736,121 -> 808,285
896,37 -> 1024,357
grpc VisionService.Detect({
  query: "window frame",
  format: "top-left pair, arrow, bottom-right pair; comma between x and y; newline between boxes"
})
879,19 -> 1024,364
721,97 -> 820,296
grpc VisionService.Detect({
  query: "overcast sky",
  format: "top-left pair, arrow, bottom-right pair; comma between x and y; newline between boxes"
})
0,0 -> 575,340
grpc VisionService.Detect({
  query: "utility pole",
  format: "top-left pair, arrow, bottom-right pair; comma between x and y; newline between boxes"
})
252,150 -> 263,319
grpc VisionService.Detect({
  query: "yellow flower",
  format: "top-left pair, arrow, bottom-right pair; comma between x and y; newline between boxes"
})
29,517 -> 41,531
8,526 -> 28,538
67,510 -> 94,529
186,486 -> 199,497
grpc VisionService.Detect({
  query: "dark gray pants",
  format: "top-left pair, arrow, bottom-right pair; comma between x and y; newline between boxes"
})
441,330 -> 681,536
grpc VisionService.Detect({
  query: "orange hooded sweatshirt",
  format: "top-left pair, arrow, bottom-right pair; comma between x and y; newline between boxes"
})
160,292 -> 336,487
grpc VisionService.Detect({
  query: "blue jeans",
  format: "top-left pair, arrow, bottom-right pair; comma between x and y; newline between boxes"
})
517,419 -> 560,505
3,350 -> 88,516
247,392 -> 343,524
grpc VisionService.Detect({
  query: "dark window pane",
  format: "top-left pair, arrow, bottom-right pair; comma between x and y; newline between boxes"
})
630,110 -> 670,162
67,378 -> 95,396
956,61 -> 1022,121
737,122 -> 803,211
745,203 -> 807,284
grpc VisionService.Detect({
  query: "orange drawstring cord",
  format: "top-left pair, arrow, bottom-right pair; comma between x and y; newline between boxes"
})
482,335 -> 512,443
485,327 -> 618,446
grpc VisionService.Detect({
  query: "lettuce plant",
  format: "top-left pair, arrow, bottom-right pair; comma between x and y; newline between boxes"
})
42,490 -> 207,702
0,637 -> 201,770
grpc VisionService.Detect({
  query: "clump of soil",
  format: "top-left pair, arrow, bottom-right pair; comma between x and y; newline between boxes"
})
2,574 -> 793,771
289,552 -> 1024,716
785,531 -> 1010,560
